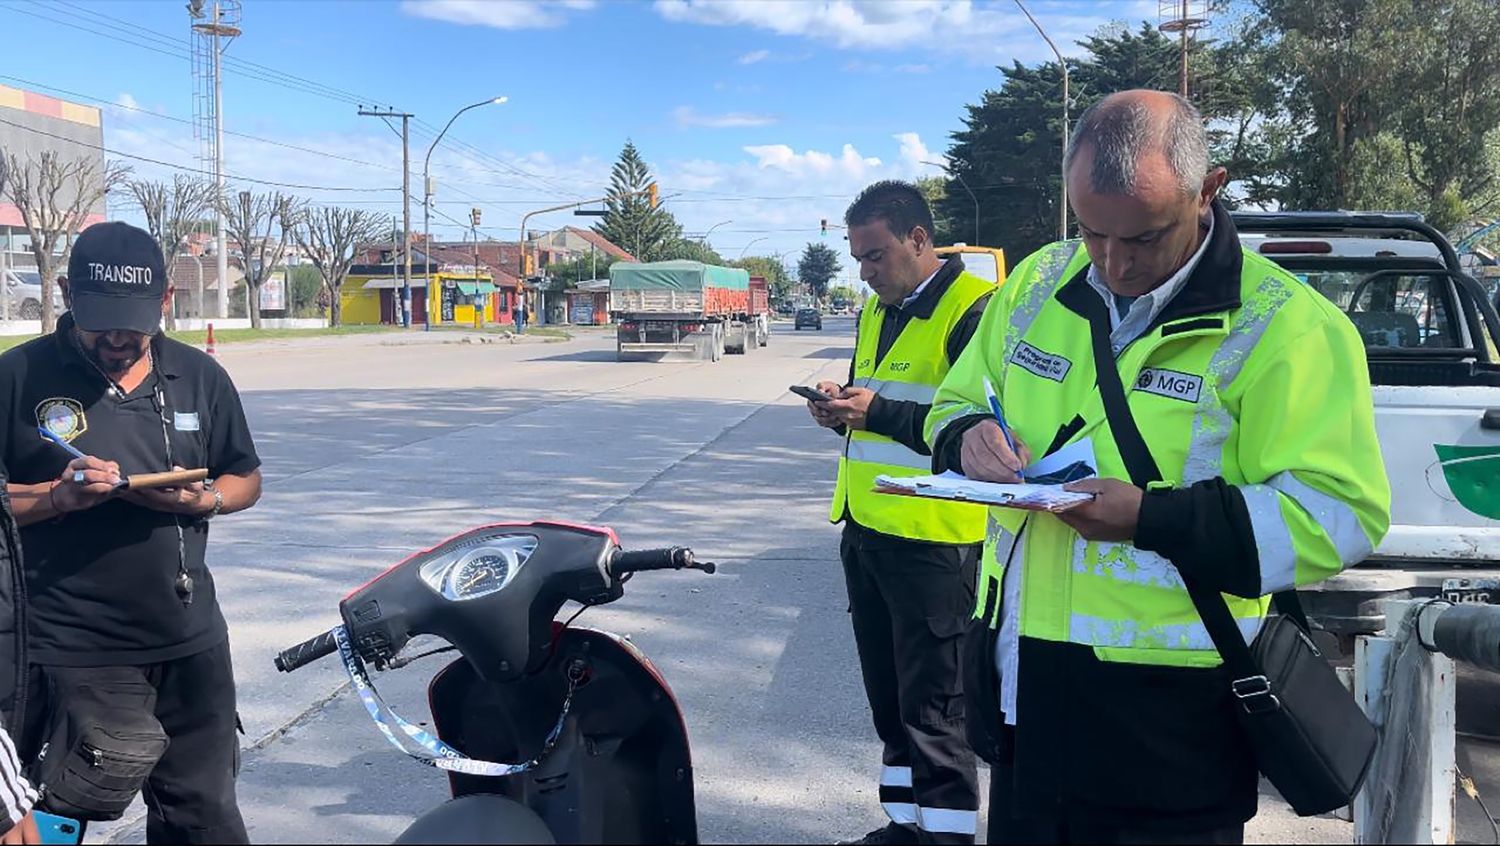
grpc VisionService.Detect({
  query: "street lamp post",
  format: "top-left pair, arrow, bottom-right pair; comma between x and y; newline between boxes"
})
422,96 -> 506,331
700,220 -> 732,246
737,237 -> 768,260
1014,0 -> 1070,241
921,160 -> 979,245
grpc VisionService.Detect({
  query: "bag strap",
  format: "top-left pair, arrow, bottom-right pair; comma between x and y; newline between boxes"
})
1078,291 -> 1287,695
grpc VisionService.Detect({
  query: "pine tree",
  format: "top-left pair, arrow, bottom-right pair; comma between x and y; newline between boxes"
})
595,140 -> 682,262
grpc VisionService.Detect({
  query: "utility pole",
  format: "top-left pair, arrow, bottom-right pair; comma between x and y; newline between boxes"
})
190,0 -> 240,319
470,207 -> 483,328
358,107 -> 415,327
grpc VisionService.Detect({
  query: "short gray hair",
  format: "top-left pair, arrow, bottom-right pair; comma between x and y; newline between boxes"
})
1064,92 -> 1209,195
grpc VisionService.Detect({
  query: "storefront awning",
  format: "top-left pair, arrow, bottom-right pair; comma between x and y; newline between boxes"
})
360,277 -> 431,290
455,282 -> 496,295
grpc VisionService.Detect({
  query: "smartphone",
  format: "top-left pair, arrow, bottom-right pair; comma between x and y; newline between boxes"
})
33,811 -> 84,845
791,385 -> 836,402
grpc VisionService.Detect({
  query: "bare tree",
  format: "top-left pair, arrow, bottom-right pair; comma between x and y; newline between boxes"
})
128,175 -> 217,329
218,189 -> 298,329
0,150 -> 129,332
292,205 -> 389,327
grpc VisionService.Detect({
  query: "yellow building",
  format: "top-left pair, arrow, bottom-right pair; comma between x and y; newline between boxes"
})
342,264 -> 497,326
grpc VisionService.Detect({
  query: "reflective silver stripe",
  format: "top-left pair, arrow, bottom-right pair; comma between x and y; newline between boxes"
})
1069,612 -> 1263,651
928,401 -> 988,447
1246,471 -> 1375,593
1241,484 -> 1297,594
880,765 -> 913,788
1182,269 -> 1293,483
918,808 -> 979,836
883,802 -> 919,826
855,377 -> 938,404
1071,541 -> 1185,590
845,438 -> 930,471
1002,242 -> 1080,361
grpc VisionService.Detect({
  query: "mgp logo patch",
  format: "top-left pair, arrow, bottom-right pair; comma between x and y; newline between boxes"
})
1134,368 -> 1203,403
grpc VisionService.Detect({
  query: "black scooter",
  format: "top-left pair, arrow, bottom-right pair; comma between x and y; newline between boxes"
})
274,520 -> 715,844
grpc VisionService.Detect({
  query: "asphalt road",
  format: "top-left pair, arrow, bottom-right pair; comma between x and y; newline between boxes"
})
88,318 -> 1350,844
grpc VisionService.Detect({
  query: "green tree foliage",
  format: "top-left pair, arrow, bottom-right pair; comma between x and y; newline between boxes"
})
594,140 -> 683,262
655,238 -> 724,264
732,255 -> 793,299
797,242 -> 842,301
544,252 -> 617,290
914,176 -> 955,245
288,263 -> 324,318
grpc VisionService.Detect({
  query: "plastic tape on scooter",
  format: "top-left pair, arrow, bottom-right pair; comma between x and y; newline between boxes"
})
335,626 -> 540,777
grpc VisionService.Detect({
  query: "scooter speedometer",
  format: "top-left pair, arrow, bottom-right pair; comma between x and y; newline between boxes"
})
419,534 -> 539,601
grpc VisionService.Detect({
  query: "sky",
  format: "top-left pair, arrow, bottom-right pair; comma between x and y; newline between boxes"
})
1,0 -> 1160,283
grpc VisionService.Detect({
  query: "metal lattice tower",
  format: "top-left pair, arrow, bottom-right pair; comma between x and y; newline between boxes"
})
1159,0 -> 1212,98
188,0 -> 240,174
187,0 -> 240,318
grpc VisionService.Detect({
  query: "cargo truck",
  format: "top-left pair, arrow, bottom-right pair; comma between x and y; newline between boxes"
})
610,260 -> 769,361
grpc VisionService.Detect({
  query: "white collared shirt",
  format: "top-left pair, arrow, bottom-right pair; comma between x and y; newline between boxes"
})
995,214 -> 1215,726
1084,214 -> 1215,355
899,264 -> 944,310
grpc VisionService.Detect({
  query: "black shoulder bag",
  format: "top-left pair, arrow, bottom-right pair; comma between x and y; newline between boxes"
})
1086,299 -> 1376,817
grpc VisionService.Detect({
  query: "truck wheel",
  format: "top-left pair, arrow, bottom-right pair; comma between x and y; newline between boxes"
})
20,299 -> 40,320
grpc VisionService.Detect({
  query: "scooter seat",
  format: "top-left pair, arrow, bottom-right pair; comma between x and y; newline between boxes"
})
394,794 -> 555,845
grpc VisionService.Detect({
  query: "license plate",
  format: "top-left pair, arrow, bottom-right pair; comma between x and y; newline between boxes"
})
1441,577 -> 1500,604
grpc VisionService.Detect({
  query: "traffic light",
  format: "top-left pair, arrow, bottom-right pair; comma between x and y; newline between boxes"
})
648,184 -> 659,209
820,218 -> 827,237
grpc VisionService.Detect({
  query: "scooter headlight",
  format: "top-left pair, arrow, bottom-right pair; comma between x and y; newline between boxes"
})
418,534 -> 538,601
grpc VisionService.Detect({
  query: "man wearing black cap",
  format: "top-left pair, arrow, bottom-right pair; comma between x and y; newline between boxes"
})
0,222 -> 261,843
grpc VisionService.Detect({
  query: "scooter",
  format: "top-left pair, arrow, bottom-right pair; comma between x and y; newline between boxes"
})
274,520 -> 716,845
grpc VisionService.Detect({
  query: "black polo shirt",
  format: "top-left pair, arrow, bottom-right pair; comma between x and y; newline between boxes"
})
0,313 -> 260,666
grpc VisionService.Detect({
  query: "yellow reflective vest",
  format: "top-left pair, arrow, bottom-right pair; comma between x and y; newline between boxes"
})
927,234 -> 1391,670
831,270 -> 994,544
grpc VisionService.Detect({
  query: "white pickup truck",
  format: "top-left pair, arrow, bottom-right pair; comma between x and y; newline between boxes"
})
1236,212 -> 1500,650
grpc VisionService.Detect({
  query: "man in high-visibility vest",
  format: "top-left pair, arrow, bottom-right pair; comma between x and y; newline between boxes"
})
926,90 -> 1390,843
807,181 -> 993,845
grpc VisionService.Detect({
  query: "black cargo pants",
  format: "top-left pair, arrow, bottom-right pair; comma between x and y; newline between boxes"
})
27,640 -> 247,844
841,521 -> 980,845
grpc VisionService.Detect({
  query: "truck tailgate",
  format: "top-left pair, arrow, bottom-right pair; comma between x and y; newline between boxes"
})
1372,384 -> 1500,561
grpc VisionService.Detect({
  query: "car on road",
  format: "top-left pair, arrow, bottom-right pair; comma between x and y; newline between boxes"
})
2,268 -> 63,320
794,307 -> 822,331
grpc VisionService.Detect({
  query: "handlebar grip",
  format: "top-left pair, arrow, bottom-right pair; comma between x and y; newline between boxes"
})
275,629 -> 340,673
612,546 -> 694,574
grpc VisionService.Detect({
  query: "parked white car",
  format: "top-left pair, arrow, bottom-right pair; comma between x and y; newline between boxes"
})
2,268 -> 65,319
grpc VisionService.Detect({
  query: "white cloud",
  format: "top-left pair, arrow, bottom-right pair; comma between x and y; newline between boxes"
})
400,0 -> 596,30
654,0 -> 1156,63
744,143 -> 881,178
115,93 -> 140,110
894,132 -> 942,169
673,106 -> 777,129
737,49 -> 771,65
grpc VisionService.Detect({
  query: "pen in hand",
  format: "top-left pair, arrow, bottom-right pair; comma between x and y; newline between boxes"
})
38,426 -> 107,486
981,377 -> 1025,481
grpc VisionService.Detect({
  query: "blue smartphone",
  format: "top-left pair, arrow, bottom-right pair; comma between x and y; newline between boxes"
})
32,811 -> 84,845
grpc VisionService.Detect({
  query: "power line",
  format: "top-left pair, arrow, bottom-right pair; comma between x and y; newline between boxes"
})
0,115 -> 396,193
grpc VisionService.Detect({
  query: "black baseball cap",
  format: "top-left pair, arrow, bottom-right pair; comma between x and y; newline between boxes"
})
66,221 -> 168,335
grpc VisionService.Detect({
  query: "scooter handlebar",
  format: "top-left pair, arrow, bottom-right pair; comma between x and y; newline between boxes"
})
611,547 -> 716,576
275,629 -> 340,673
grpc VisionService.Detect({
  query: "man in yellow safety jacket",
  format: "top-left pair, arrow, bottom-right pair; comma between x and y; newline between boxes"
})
808,181 -> 993,845
926,91 -> 1390,844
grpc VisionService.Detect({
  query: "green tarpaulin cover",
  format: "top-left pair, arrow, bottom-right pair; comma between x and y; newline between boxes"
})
455,282 -> 496,295
608,260 -> 749,292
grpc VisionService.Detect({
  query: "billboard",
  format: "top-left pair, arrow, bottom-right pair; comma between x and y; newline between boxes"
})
259,270 -> 286,312
0,84 -> 107,235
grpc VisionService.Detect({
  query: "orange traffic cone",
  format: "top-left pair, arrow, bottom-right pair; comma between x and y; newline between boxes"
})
205,323 -> 217,357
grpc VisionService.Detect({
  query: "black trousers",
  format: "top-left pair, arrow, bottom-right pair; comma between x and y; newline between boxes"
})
986,732 -> 1244,845
841,523 -> 980,845
28,640 -> 247,845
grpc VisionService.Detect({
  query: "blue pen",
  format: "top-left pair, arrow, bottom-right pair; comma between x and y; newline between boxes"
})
38,426 -> 87,461
981,377 -> 1024,479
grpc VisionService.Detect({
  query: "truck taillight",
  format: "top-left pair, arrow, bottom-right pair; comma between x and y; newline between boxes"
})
621,322 -> 638,332
681,324 -> 701,334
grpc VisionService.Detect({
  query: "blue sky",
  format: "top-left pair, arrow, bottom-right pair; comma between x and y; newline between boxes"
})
2,0 -> 1159,278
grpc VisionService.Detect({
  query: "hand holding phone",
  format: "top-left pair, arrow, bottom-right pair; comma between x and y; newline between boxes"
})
31,811 -> 84,845
791,385 -> 835,402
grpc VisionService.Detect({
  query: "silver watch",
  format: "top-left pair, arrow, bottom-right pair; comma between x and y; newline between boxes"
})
205,485 -> 224,519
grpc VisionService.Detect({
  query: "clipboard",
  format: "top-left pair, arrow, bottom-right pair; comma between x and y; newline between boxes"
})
873,472 -> 1096,513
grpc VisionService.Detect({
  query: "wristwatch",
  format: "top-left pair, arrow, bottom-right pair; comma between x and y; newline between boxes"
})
204,484 -> 224,519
